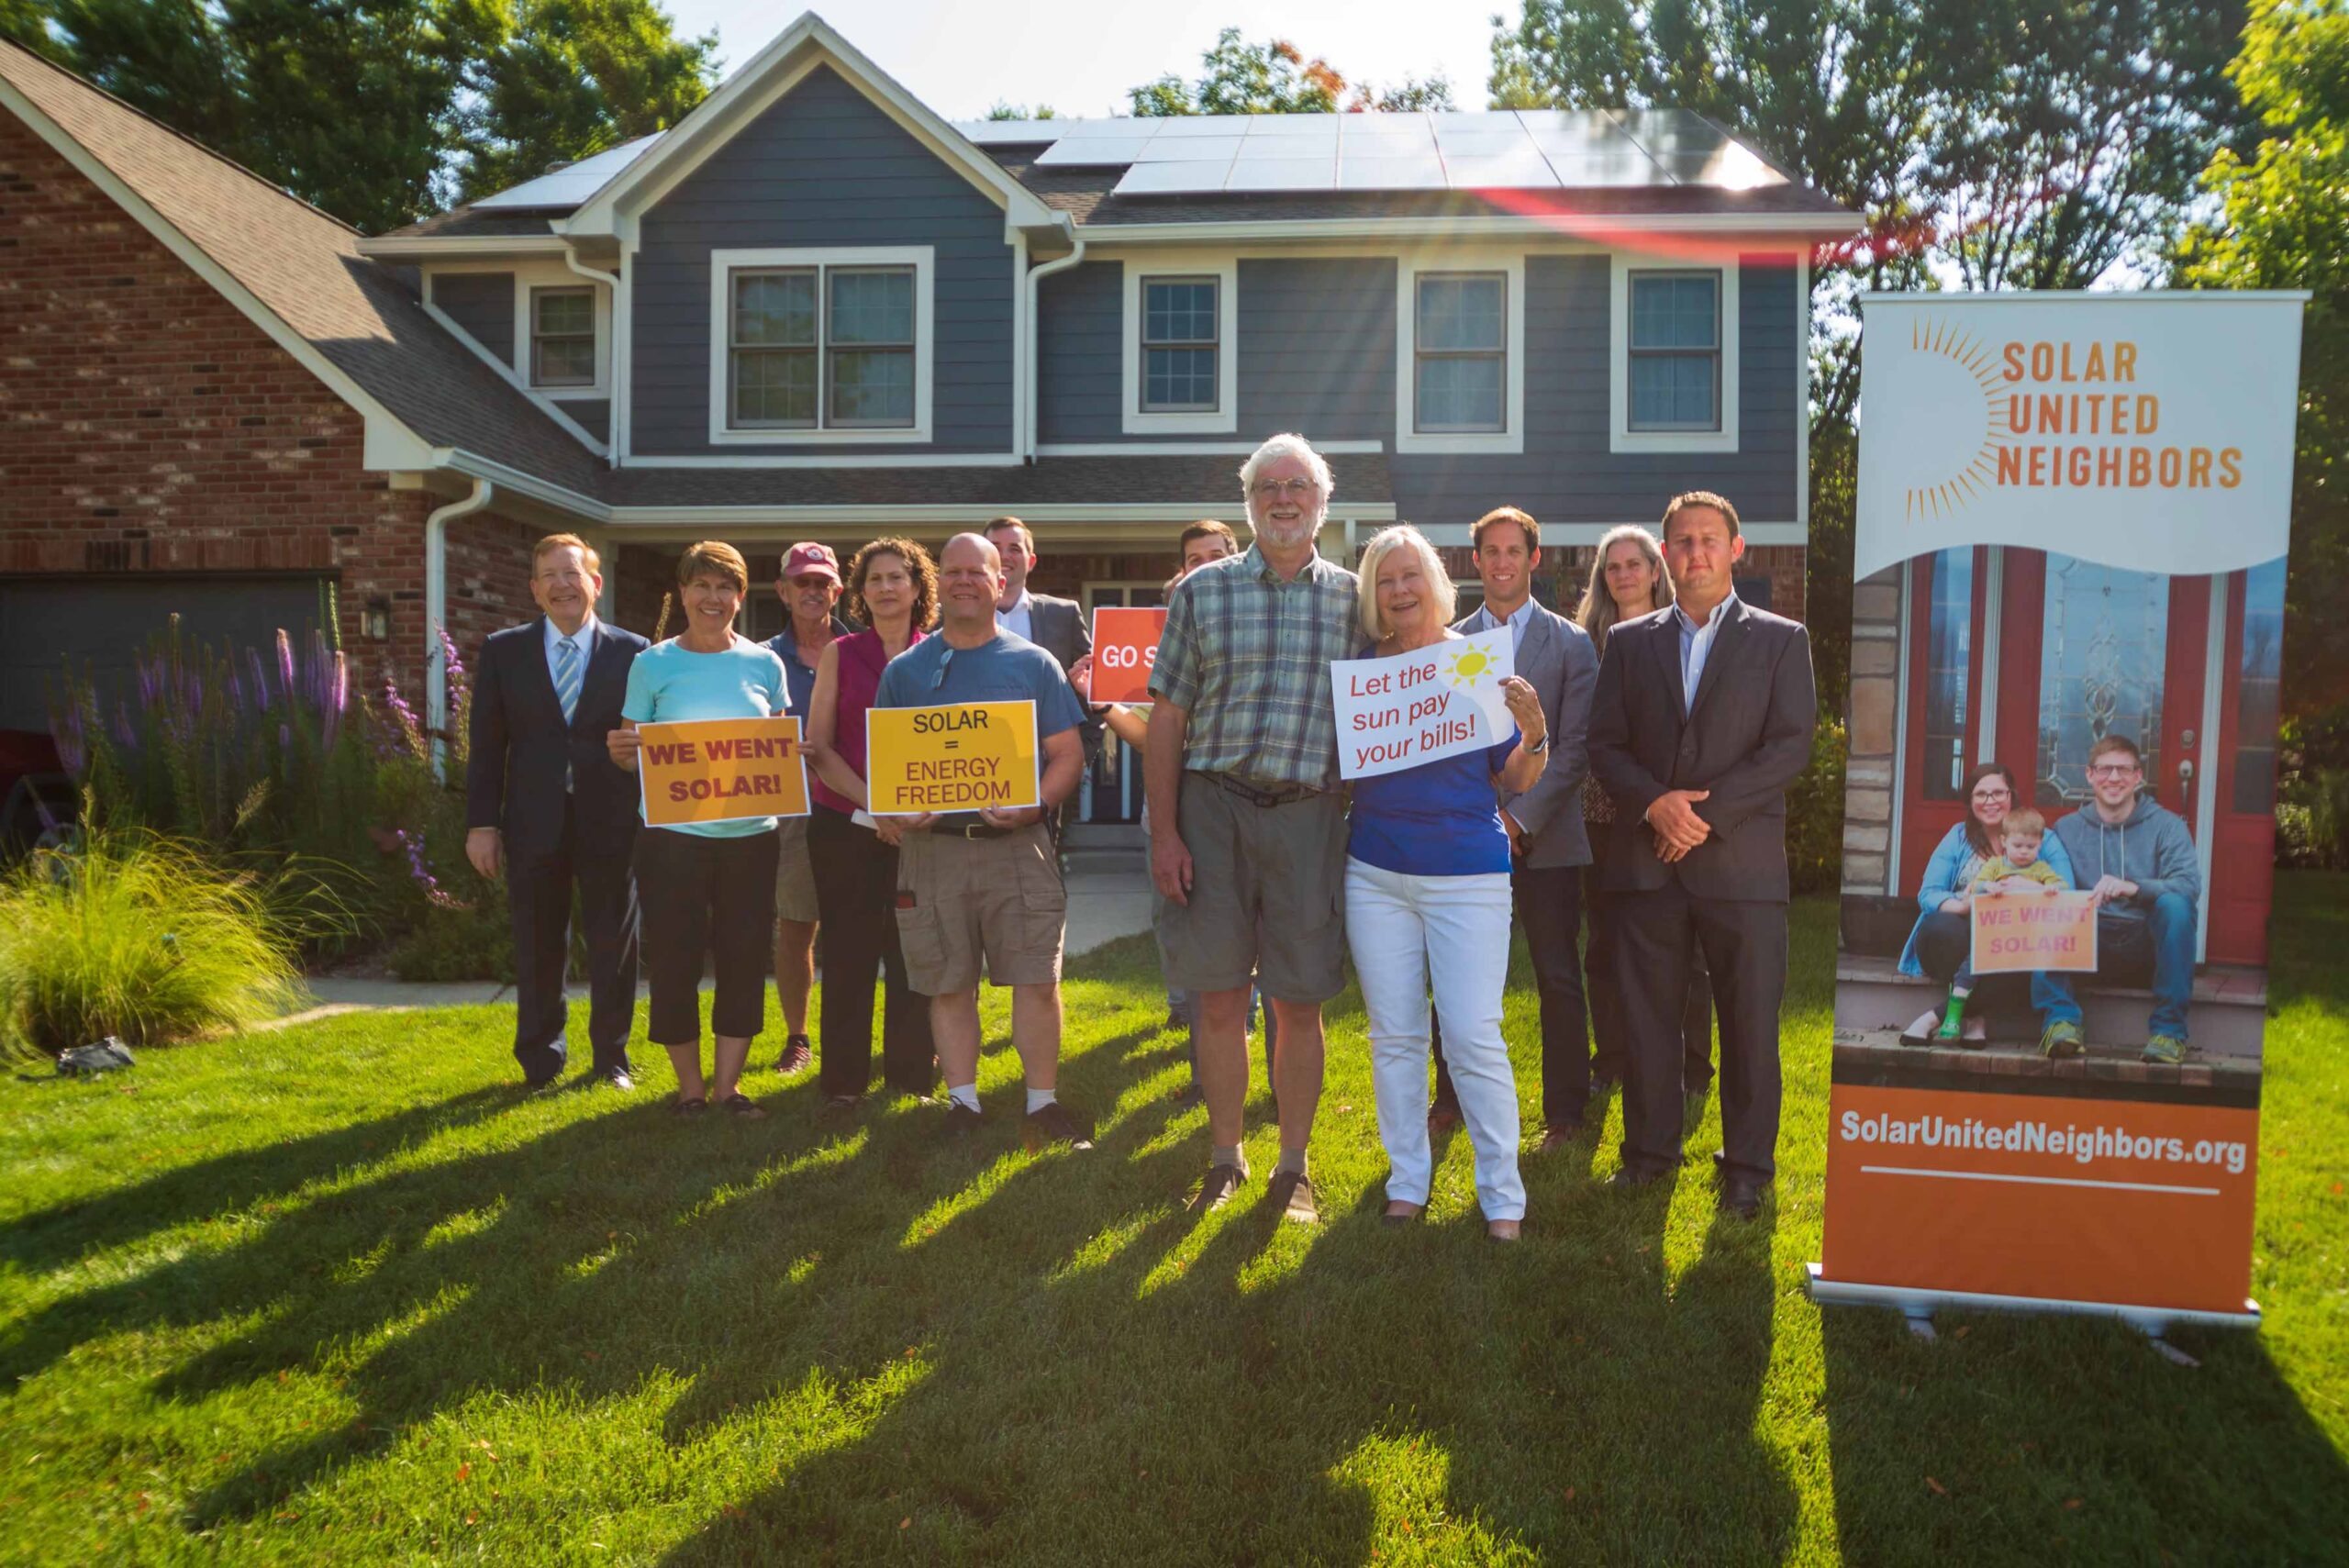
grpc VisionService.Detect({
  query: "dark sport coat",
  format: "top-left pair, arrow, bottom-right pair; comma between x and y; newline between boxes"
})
465,616 -> 649,860
1586,595 -> 1816,902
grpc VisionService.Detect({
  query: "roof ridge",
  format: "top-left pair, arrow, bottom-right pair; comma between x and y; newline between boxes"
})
0,36 -> 363,239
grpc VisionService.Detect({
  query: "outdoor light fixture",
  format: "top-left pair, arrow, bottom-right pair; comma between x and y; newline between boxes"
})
363,597 -> 392,641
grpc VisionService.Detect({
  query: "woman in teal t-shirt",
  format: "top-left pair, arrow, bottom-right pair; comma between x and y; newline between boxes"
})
608,540 -> 789,1119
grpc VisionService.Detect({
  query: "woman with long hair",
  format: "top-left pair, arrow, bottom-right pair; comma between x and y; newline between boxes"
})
804,539 -> 941,1118
1575,525 -> 1716,1112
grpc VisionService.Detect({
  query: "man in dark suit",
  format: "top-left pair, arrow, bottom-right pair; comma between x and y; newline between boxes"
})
985,517 -> 1099,768
1430,506 -> 1600,1149
1586,492 -> 1816,1218
465,533 -> 651,1090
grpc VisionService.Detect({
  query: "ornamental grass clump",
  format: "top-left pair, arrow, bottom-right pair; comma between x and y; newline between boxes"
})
0,827 -> 300,1059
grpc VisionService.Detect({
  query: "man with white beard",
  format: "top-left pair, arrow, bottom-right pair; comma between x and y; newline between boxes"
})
1146,433 -> 1361,1223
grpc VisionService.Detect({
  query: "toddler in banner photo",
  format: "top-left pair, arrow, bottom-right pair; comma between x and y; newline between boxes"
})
1936,807 -> 2068,1042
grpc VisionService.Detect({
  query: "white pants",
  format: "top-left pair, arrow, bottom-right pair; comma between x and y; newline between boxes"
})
1344,856 -> 1524,1221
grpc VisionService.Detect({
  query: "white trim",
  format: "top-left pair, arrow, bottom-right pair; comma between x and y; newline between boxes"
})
1887,562 -> 1914,897
0,71 -> 435,472
1394,253 -> 1525,455
629,451 -> 1018,470
1009,230 -> 1031,461
1087,213 -> 1864,244
1609,250 -> 1742,454
1796,250 -> 1811,531
1856,287 -> 2311,305
1120,256 -> 1239,434
705,246 -> 934,447
1036,439 -> 1383,457
2194,573 -> 2227,965
614,237 -> 640,463
559,15 -> 1056,237
1976,545 -> 2003,764
356,233 -> 571,261
417,285 -> 608,457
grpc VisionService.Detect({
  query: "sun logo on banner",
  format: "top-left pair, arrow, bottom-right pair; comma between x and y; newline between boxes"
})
1901,315 -> 2011,523
1444,642 -> 1496,687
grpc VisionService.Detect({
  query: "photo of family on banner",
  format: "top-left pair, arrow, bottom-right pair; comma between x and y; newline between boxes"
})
1812,289 -> 2307,1339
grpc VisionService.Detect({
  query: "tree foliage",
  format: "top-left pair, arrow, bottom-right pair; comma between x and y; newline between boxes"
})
985,101 -> 1058,121
1,0 -> 715,232
2182,0 -> 2349,713
1129,28 -> 1344,116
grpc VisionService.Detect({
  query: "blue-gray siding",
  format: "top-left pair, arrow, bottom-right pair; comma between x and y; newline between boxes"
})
557,399 -> 610,442
630,65 -> 1014,457
430,272 -> 513,367
1035,252 -> 1799,526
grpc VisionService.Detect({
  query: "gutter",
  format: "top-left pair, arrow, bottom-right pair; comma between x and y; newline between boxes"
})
559,244 -> 628,462
1022,219 -> 1085,460
424,475 -> 494,769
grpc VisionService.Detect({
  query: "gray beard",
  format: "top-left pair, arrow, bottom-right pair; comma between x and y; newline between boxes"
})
1252,514 -> 1323,550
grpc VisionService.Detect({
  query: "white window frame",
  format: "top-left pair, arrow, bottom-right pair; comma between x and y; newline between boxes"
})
506,259 -> 612,401
528,284 -> 598,390
1120,255 -> 1237,435
1609,250 -> 1740,454
1394,253 -> 1525,455
707,246 -> 934,446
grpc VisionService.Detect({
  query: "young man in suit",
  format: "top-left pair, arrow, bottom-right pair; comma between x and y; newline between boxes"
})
1428,506 -> 1601,1149
1586,493 -> 1816,1218
465,534 -> 651,1090
985,517 -> 1100,774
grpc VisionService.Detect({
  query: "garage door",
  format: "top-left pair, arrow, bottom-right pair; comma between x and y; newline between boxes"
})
0,574 -> 336,733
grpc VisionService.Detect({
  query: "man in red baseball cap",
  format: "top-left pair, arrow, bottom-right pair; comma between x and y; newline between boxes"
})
765,541 -> 852,1075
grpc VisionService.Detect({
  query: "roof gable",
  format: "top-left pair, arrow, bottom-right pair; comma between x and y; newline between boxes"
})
558,11 -> 1061,244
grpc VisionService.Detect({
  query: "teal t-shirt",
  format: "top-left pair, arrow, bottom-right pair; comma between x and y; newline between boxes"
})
621,635 -> 790,838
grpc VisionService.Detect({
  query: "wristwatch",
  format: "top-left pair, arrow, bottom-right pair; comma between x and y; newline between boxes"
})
1526,732 -> 1552,754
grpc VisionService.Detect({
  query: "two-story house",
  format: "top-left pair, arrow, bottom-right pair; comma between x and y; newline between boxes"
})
0,13 -> 1858,821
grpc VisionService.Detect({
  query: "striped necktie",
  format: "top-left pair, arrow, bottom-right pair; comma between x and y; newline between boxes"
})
554,636 -> 582,725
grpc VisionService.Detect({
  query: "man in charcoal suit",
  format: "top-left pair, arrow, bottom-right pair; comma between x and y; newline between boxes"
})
1586,492 -> 1816,1218
465,533 -> 650,1089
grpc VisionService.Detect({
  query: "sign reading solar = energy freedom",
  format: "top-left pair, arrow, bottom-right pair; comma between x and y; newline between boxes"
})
1330,628 -> 1515,782
636,717 -> 810,828
864,702 -> 1040,816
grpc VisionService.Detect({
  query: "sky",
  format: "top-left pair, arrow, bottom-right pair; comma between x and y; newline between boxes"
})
661,0 -> 1508,120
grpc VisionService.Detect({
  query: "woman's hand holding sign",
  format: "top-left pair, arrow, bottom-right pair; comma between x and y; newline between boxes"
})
1500,675 -> 1544,747
607,721 -> 642,772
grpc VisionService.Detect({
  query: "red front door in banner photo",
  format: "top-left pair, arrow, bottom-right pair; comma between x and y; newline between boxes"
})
1820,1083 -> 2258,1315
1090,606 -> 1167,706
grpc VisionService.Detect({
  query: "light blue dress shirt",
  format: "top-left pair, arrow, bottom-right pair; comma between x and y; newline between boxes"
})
1469,595 -> 1535,655
1673,592 -> 1737,711
544,613 -> 596,695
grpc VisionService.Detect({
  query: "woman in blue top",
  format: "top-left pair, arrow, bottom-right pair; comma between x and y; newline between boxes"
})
1898,761 -> 2078,1040
1345,526 -> 1550,1242
607,540 -> 791,1119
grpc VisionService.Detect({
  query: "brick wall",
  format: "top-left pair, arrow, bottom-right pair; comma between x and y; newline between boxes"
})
0,112 -> 536,705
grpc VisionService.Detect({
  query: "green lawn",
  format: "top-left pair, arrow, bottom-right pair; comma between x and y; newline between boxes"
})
2,878 -> 2343,1564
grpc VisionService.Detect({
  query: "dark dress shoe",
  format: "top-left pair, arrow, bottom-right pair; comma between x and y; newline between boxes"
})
1719,1175 -> 1768,1219
522,1067 -> 562,1092
1427,1101 -> 1464,1133
1610,1166 -> 1667,1191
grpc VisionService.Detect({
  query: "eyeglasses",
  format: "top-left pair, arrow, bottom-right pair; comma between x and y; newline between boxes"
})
2086,762 -> 2142,779
1251,477 -> 1319,500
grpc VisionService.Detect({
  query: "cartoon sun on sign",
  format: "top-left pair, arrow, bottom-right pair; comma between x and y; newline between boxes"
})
1444,642 -> 1497,687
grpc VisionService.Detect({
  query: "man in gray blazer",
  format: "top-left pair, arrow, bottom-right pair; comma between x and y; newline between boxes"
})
985,517 -> 1100,769
1430,507 -> 1600,1148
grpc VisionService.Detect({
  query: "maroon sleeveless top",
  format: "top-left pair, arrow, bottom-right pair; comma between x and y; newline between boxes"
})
815,627 -> 922,815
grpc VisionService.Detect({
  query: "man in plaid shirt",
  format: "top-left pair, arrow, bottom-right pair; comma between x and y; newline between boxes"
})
1147,432 -> 1360,1224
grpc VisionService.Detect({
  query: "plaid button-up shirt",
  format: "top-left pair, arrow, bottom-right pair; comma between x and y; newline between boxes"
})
1149,540 -> 1360,791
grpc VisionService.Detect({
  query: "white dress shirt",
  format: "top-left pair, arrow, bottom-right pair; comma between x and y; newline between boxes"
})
1673,592 -> 1737,712
999,590 -> 1033,643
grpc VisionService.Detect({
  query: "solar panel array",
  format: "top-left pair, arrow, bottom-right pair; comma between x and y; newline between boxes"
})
952,108 -> 1784,195
472,134 -> 668,209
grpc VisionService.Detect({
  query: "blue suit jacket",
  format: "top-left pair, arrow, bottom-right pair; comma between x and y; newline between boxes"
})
465,617 -> 648,860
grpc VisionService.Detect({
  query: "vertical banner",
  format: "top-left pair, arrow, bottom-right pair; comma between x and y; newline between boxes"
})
1815,292 -> 2306,1326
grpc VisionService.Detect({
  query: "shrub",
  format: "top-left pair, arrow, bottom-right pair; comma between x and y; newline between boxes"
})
2276,705 -> 2349,869
1787,718 -> 1848,895
0,827 -> 301,1058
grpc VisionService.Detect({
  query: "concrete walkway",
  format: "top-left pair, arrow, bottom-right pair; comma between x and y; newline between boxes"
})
267,848 -> 1152,1028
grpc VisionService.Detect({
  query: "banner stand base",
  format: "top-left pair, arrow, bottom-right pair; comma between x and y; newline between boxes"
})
1805,1264 -> 2260,1340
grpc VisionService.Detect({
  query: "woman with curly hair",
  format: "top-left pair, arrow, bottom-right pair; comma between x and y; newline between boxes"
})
804,538 -> 941,1118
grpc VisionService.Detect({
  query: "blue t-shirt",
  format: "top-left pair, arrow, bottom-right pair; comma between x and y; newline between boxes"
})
1348,731 -> 1520,876
621,635 -> 790,838
874,630 -> 1086,824
764,618 -> 848,729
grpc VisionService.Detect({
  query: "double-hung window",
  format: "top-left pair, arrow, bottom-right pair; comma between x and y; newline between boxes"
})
529,286 -> 596,389
1413,272 -> 1507,433
1140,277 -> 1219,413
713,248 -> 930,440
1627,271 -> 1722,431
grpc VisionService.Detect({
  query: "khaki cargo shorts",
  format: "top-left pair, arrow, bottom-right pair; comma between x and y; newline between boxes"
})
1154,772 -> 1348,1004
895,821 -> 1065,995
773,813 -> 818,925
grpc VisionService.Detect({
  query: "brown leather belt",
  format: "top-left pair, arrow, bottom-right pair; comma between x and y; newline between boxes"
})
1206,772 -> 1326,808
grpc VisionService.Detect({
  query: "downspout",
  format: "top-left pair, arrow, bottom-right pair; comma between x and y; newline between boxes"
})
561,243 -> 626,464
426,475 -> 494,773
1023,222 -> 1085,460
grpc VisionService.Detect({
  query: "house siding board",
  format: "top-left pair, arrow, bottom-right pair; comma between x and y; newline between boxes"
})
1237,258 -> 1394,441
560,399 -> 610,442
1389,254 -> 1799,528
430,272 -> 515,367
1035,261 -> 1122,442
629,65 -> 1013,458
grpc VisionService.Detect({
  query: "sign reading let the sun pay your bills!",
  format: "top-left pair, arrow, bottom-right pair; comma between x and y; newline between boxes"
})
1331,628 -> 1515,781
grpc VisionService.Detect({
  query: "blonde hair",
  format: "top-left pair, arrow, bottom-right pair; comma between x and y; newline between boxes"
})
675,539 -> 750,593
2000,806 -> 2047,840
1356,525 -> 1456,641
533,532 -> 600,576
1576,524 -> 1673,653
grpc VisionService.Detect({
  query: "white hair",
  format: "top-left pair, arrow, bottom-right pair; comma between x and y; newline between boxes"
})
1355,524 -> 1457,641
1238,432 -> 1334,505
